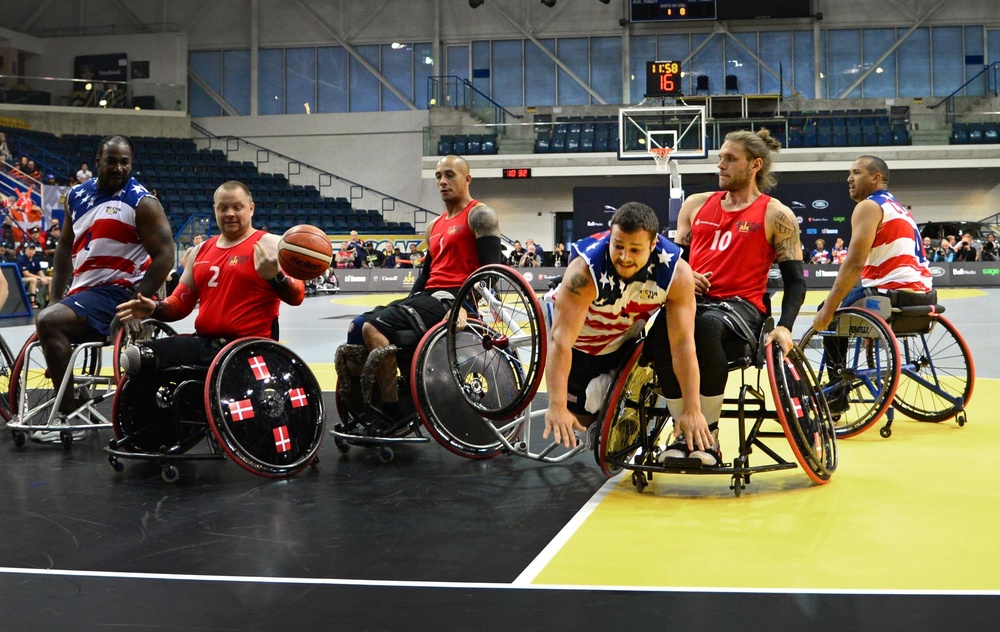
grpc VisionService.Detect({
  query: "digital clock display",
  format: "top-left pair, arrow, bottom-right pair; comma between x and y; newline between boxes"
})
631,0 -> 716,22
502,168 -> 532,179
646,60 -> 682,97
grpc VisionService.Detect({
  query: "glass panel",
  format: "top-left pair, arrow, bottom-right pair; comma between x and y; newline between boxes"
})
654,33 -> 688,96
222,50 -> 250,116
286,48 -> 316,115
793,30 -> 815,99
898,27 -> 929,97
492,40 -> 523,108
189,51 -> 222,117
759,31 -> 792,96
526,38 -> 556,106
861,29 -> 895,98
989,29 -> 1000,65
350,44 -> 380,112
590,37 -> 622,104
472,41 -> 490,101
690,32 -> 723,96
414,42 -> 434,109
629,35 -> 655,102
557,37 -> 589,105
381,43 -> 413,111
726,32 -> 758,94
258,48 -> 284,115
447,44 -> 469,81
827,29 -> 861,98
932,26 -> 963,97
317,46 -> 348,113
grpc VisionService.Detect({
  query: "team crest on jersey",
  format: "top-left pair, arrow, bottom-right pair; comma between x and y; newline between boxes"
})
104,206 -> 120,215
737,220 -> 762,233
229,255 -> 250,266
448,225 -> 459,235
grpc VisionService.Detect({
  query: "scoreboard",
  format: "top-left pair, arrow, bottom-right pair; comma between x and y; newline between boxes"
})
645,60 -> 682,97
631,0 -> 813,22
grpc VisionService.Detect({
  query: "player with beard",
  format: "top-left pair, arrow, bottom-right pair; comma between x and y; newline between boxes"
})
656,128 -> 806,465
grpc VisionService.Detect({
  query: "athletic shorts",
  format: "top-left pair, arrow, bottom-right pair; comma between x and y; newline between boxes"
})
566,341 -> 636,416
362,290 -> 457,348
61,285 -> 133,337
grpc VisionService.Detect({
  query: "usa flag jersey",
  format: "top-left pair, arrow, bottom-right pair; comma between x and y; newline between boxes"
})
860,189 -> 932,293
568,231 -> 681,355
66,176 -> 152,296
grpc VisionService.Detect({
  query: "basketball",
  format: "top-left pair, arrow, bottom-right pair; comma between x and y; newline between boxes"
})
278,225 -> 334,280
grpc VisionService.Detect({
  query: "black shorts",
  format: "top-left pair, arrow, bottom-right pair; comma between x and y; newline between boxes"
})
362,290 -> 457,349
566,341 -> 636,416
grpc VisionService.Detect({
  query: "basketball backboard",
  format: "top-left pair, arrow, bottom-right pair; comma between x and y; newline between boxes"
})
618,105 -> 707,160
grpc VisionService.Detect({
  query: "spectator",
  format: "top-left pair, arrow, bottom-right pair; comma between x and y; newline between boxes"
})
518,243 -> 542,267
831,237 -> 848,265
509,240 -> 526,266
12,156 -> 30,181
381,244 -> 398,268
180,234 -> 205,270
44,223 -> 60,262
335,241 -> 358,268
25,160 -> 41,181
551,242 -> 569,267
931,239 -> 954,263
954,233 -> 977,262
362,241 -> 385,268
21,225 -> 44,254
347,230 -> 365,268
525,239 -> 544,261
922,236 -> 933,255
408,243 -> 424,268
0,132 -> 11,163
76,163 -> 93,183
17,243 -> 50,308
810,238 -> 830,264
0,216 -> 17,262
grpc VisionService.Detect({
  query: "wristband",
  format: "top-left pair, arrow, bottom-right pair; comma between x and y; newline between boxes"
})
268,272 -> 288,289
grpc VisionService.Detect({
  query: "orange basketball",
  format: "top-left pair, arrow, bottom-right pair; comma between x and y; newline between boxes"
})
278,225 -> 334,280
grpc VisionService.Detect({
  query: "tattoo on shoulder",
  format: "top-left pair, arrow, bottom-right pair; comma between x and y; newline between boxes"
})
468,205 -> 500,237
771,209 -> 802,262
566,272 -> 589,295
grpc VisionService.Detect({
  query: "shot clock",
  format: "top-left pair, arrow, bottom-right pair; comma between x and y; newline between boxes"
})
502,168 -> 532,179
646,60 -> 682,98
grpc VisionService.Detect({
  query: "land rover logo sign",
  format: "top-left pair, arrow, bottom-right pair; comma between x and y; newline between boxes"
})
812,200 -> 829,209
928,266 -> 945,277
522,272 -> 534,282
768,268 -> 781,279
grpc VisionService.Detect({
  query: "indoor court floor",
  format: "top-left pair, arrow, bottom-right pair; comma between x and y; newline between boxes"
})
0,287 -> 997,630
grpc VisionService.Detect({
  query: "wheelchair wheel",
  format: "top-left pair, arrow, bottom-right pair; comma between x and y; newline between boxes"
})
798,308 -> 900,438
415,322 -> 519,459
204,338 -> 324,478
766,343 -> 838,484
112,370 -> 208,454
8,333 -> 104,426
892,315 -> 974,423
0,334 -> 15,421
112,319 -> 177,382
595,342 -> 654,478
445,264 -> 545,421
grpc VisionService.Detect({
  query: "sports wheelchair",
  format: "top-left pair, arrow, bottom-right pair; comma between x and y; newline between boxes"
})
798,290 -> 974,439
106,336 -> 324,482
6,320 -> 175,451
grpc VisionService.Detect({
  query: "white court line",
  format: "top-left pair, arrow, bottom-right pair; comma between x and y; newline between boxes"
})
513,473 -> 623,586
0,566 -> 997,596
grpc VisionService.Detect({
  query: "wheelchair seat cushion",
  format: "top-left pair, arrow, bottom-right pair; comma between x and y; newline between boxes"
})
885,289 -> 939,335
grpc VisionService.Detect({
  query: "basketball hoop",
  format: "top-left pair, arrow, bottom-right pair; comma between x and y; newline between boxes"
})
649,146 -> 673,173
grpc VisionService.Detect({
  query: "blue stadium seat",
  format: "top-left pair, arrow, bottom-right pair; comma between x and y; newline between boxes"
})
951,123 -> 969,145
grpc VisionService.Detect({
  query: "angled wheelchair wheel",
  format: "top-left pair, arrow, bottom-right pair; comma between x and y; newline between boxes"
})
112,369 -> 209,454
8,332 -> 105,427
415,322 -> 519,459
766,343 -> 838,484
798,308 -> 900,438
0,334 -> 15,421
112,319 -> 177,382
204,338 -> 324,478
595,342 -> 655,478
445,264 -> 545,421
892,315 -> 974,423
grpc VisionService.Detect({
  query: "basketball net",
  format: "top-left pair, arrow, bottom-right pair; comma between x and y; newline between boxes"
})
649,146 -> 673,173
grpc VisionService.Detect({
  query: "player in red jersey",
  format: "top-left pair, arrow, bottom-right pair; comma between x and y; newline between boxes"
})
115,181 -> 305,370
338,154 -> 502,424
657,129 -> 806,465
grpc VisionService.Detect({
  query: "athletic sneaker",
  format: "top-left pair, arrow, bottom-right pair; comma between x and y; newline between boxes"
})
658,435 -> 691,462
689,429 -> 722,466
29,413 -> 89,444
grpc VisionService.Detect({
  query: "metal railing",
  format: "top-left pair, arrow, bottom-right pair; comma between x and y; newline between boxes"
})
929,62 -> 1000,122
427,76 -> 523,127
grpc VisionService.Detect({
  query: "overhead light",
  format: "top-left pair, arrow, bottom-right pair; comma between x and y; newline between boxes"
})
541,0 -> 556,6
469,0 -> 484,7
391,42 -> 405,50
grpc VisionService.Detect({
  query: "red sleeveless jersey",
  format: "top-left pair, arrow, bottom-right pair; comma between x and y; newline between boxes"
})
191,231 -> 280,338
689,191 -> 774,313
426,200 -> 480,291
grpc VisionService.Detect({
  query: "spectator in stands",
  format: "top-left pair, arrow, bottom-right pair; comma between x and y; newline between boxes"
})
0,216 -> 17,262
981,240 -> 998,262
946,234 -> 958,252
381,244 -> 398,268
17,243 -> 49,308
347,230 -> 365,268
44,223 -> 60,262
831,237 -> 848,265
180,234 -> 205,270
810,238 -> 830,264
362,241 -> 385,268
408,243 -> 424,268
922,236 -> 933,255
525,239 -> 544,261
954,233 -> 978,262
12,156 -> 30,181
551,242 -> 569,267
335,241 -> 357,268
76,163 -> 93,183
509,240 -> 526,266
518,242 -> 542,267
931,238 -> 954,263
21,226 -> 43,253
25,160 -> 41,181
0,132 -> 11,164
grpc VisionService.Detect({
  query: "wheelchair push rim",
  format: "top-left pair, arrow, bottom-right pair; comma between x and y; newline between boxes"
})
204,338 -> 324,478
595,342 -> 651,478
445,264 -> 546,421
765,343 -> 838,484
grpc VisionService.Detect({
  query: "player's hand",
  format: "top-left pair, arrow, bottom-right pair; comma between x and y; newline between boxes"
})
674,408 -> 711,452
764,325 -> 794,355
253,241 -> 280,280
115,293 -> 156,324
692,270 -> 713,295
813,303 -> 836,333
543,404 -> 585,449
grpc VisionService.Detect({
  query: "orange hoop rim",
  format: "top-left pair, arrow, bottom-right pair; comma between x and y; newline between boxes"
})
648,147 -> 673,158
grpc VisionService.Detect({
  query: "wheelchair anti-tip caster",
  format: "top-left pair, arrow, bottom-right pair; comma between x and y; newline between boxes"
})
879,425 -> 892,438
956,410 -> 967,427
11,430 -> 26,449
161,464 -> 180,483
732,476 -> 745,497
60,431 -> 73,452
376,446 -> 395,464
108,455 -> 125,472
631,471 -> 647,493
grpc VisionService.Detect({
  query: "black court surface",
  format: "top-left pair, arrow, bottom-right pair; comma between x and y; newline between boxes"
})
1,288 -> 998,630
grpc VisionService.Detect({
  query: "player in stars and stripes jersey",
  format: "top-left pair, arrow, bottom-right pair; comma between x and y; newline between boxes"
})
542,202 -> 708,452
35,135 -> 174,424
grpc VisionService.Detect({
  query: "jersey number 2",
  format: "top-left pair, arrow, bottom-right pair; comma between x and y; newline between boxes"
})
207,265 -> 221,287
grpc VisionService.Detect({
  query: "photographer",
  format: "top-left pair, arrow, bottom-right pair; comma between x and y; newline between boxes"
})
931,239 -> 954,263
980,240 -> 997,262
954,234 -> 978,262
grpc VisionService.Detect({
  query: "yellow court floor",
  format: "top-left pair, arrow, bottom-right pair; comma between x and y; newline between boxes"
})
528,377 -> 998,592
